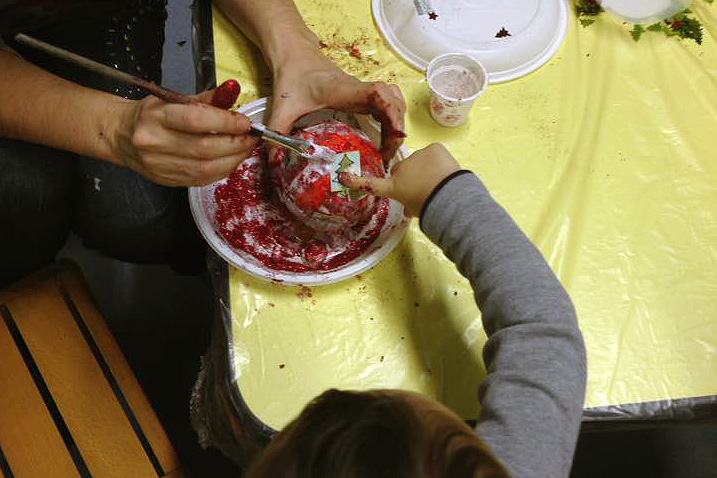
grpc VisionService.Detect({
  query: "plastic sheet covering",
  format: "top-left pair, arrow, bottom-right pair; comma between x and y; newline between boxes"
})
190,254 -> 272,468
197,0 -> 717,448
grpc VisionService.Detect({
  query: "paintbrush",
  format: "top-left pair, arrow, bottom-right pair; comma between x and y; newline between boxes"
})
13,32 -> 334,161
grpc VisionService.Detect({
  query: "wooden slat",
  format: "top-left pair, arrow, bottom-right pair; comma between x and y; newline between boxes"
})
0,315 -> 79,478
0,259 -> 189,478
57,265 -> 182,475
0,260 -> 186,477
7,286 -> 157,478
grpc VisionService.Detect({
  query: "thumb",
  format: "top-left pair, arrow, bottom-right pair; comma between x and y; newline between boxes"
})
340,173 -> 394,199
266,102 -> 297,135
195,79 -> 242,109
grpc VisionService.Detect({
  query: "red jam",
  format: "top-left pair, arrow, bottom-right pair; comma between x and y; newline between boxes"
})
214,122 -> 389,273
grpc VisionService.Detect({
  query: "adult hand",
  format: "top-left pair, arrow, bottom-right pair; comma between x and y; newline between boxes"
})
111,80 -> 257,186
266,50 -> 406,165
340,143 -> 461,217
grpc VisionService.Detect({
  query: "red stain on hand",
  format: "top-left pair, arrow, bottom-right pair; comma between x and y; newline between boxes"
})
211,79 -> 241,109
369,90 -> 389,111
368,89 -> 405,156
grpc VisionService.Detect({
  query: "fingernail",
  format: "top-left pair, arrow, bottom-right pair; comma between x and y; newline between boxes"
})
211,79 -> 241,109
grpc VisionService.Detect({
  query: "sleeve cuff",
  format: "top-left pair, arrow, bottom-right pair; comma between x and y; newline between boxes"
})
418,170 -> 474,231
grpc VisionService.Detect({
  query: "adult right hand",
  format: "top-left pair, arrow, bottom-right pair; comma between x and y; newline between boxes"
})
340,143 -> 461,217
110,80 -> 257,187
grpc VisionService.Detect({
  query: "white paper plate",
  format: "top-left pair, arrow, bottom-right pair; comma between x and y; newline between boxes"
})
188,98 -> 410,286
372,0 -> 570,84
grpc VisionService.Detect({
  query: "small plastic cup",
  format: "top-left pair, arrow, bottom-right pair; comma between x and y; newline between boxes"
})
427,53 -> 488,127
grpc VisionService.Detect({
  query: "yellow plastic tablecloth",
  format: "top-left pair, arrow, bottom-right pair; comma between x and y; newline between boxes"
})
211,1 -> 717,430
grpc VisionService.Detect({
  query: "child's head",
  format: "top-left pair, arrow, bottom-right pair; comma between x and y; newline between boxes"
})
244,388 -> 508,478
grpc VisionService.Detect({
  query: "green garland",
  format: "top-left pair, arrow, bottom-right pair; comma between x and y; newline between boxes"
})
574,0 -> 714,44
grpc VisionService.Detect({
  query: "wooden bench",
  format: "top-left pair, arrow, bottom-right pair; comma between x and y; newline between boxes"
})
0,260 -> 186,478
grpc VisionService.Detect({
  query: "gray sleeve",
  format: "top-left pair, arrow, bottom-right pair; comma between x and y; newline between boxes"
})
421,171 -> 587,478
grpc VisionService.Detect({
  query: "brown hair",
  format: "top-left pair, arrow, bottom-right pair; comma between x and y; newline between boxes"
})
244,389 -> 508,478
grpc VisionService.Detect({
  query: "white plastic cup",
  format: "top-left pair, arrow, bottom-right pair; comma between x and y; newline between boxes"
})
427,53 -> 488,127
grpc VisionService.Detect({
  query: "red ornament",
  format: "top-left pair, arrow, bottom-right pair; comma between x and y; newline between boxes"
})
273,122 -> 385,234
213,122 -> 390,273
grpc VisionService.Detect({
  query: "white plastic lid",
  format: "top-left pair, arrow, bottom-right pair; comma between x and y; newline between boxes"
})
372,0 -> 570,84
600,0 -> 693,24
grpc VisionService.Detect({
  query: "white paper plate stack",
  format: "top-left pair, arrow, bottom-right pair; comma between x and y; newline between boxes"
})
189,98 -> 410,286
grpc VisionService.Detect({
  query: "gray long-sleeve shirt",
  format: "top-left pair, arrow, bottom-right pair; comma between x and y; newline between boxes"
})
421,171 -> 587,478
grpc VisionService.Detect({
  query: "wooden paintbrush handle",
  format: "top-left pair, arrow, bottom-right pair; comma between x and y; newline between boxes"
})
13,32 -> 194,104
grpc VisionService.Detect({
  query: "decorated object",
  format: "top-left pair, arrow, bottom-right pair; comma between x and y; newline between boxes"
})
269,121 -> 385,234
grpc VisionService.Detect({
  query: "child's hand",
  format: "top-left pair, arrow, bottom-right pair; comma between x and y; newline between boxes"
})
340,143 -> 460,217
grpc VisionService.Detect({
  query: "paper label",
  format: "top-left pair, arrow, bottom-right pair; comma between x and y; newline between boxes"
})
330,151 -> 366,200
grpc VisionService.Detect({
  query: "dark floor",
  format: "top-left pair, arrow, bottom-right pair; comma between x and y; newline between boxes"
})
572,424 -> 717,478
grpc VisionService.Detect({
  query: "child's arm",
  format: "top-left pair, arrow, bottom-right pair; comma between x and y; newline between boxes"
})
343,144 -> 587,478
421,169 -> 586,478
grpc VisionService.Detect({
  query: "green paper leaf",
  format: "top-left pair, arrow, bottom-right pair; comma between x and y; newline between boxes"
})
630,25 -> 645,41
337,154 -> 355,171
